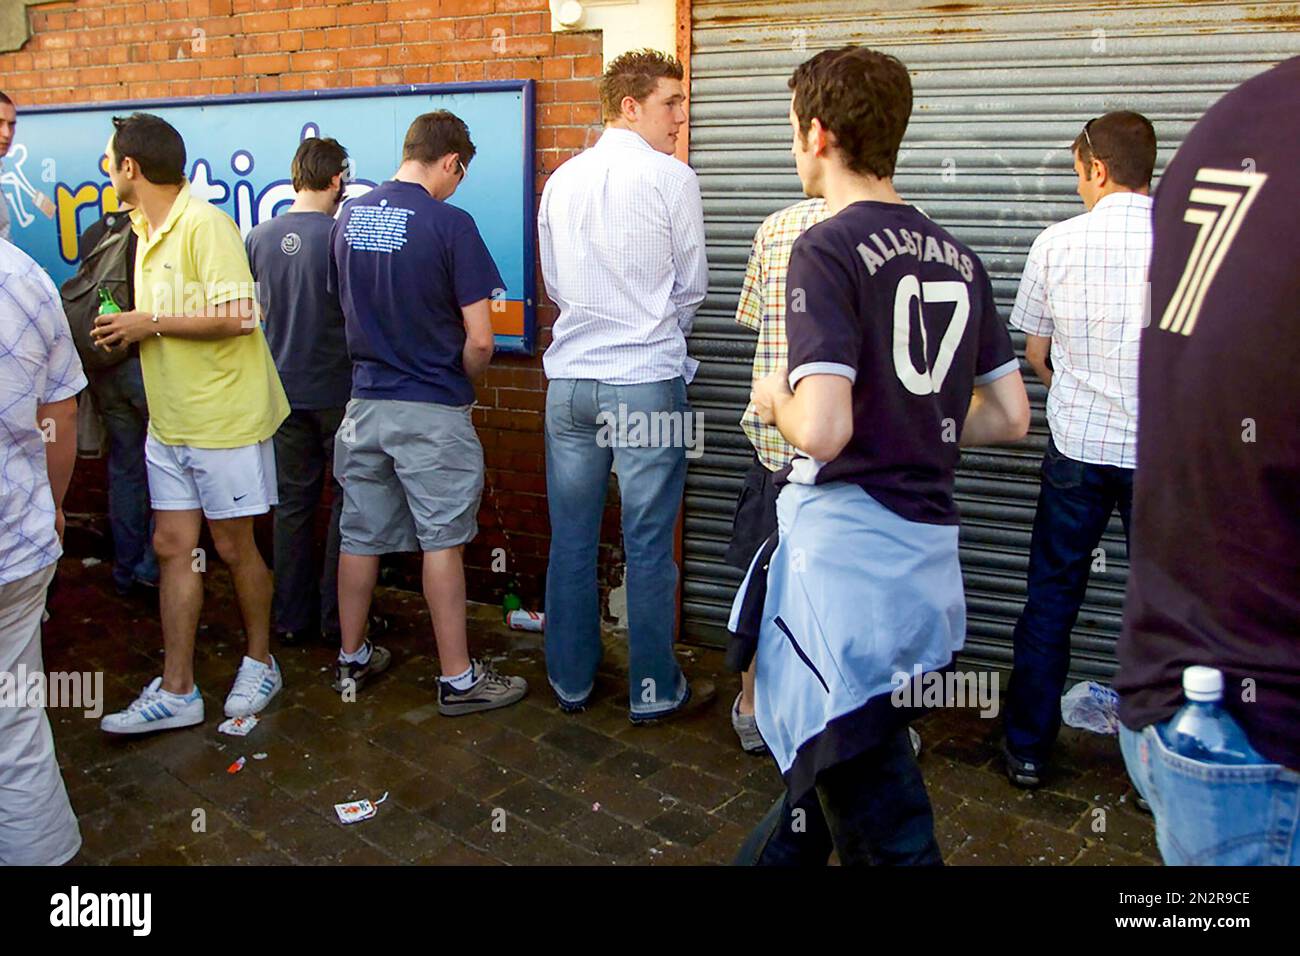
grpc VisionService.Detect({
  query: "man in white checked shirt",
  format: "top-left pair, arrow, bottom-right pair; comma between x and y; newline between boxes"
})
537,49 -> 710,721
1002,111 -> 1157,788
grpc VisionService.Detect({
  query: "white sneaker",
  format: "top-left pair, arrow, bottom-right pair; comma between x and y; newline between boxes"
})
224,655 -> 283,718
101,677 -> 204,734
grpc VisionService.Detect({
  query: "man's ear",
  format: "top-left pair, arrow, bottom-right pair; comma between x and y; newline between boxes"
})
620,94 -> 640,122
1091,157 -> 1109,187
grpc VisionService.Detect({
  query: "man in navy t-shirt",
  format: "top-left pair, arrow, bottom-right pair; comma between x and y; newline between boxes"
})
246,136 -> 353,648
1116,57 -> 1300,865
731,47 -> 1030,865
328,111 -> 526,716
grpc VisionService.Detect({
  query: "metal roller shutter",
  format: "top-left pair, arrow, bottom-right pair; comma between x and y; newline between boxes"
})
684,0 -> 1300,679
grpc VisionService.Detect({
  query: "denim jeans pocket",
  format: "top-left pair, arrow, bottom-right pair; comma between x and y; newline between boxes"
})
1041,439 -> 1086,490
1146,722 -> 1297,865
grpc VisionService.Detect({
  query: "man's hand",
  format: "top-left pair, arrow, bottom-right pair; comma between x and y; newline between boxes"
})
54,507 -> 66,543
751,366 -> 792,425
91,310 -> 152,350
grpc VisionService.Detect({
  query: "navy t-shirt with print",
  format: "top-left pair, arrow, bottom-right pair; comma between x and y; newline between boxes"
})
780,200 -> 1018,525
1116,56 -> 1300,770
329,180 -> 503,406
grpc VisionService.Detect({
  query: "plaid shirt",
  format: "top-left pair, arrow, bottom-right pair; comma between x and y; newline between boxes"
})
1009,191 -> 1152,469
737,198 -> 830,471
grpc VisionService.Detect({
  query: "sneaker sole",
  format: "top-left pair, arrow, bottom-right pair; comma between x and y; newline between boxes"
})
101,710 -> 204,735
224,680 -> 283,719
439,684 -> 528,716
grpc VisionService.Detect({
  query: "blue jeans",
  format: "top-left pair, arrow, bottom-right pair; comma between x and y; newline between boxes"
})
1120,723 -> 1300,865
734,727 -> 943,866
272,407 -> 344,636
86,358 -> 158,591
1005,438 -> 1132,762
544,377 -> 688,717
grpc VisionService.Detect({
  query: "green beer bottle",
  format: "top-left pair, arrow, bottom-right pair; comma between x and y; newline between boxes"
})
97,286 -> 121,315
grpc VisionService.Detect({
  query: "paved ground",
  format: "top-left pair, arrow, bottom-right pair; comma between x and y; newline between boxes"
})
42,556 -> 1159,865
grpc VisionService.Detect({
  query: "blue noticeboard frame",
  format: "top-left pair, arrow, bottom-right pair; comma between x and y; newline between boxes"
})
7,79 -> 538,355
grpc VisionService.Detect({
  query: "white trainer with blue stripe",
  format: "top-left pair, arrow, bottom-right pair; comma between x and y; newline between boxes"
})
224,655 -> 282,718
100,677 -> 204,734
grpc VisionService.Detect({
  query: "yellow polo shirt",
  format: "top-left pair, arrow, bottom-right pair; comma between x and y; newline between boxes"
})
131,182 -> 289,448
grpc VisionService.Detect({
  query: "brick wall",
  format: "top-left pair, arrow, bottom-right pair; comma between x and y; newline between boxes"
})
3,0 -> 625,618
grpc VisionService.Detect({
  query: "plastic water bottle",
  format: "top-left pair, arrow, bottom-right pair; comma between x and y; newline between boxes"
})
1158,665 -> 1264,764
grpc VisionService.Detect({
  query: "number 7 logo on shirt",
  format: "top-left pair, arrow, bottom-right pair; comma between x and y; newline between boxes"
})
1160,167 -> 1268,337
892,276 -> 970,395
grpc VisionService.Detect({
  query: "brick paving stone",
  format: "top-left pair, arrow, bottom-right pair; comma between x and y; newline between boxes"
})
645,806 -> 724,847
494,778 -> 589,829
41,559 -> 1157,867
595,747 -> 667,781
1015,820 -> 1090,865
419,789 -> 496,837
715,789 -> 778,828
643,763 -> 742,812
355,804 -> 456,863
540,721 -> 627,764
466,816 -> 603,866
559,808 -> 661,862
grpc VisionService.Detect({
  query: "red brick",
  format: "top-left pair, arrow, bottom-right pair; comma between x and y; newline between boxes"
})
440,0 -> 494,14
555,31 -> 600,55
429,63 -> 457,83
400,21 -> 429,41
241,11 -> 289,32
555,78 -> 599,103
376,22 -> 403,43
339,48 -> 387,69
573,54 -> 602,76
497,388 -> 546,412
243,52 -> 290,74
456,17 -> 485,39
290,51 -> 338,71
200,57 -> 242,77
401,65 -> 430,83
540,103 -> 571,124
337,2 -> 387,25
493,0 -> 546,11
157,59 -> 202,80
288,6 -> 336,28
388,0 -> 439,18
542,57 -> 571,80
280,32 -> 304,51
571,103 -> 601,124
488,59 -> 542,80
350,25 -> 379,45
512,12 -> 544,33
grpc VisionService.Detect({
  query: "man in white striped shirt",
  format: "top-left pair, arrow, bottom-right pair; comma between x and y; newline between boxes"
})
538,49 -> 710,721
1002,111 -> 1156,788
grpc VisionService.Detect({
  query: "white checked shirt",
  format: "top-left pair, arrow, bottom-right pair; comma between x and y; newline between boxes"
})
0,239 -> 87,585
538,127 -> 708,385
1009,191 -> 1152,468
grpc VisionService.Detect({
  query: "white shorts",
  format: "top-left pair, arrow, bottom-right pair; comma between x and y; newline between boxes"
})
146,434 -> 279,519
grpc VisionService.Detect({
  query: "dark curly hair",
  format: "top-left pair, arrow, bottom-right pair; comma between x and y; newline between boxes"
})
789,46 -> 913,179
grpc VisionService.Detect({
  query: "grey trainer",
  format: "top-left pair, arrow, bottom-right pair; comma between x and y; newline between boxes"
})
438,659 -> 528,716
731,692 -> 768,755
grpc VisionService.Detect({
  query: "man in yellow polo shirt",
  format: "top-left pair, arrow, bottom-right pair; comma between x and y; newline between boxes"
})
91,113 -> 290,734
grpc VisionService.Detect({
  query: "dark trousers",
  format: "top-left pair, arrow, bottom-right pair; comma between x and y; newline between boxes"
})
85,358 -> 158,591
272,407 -> 344,636
1004,437 -> 1133,762
734,728 -> 943,866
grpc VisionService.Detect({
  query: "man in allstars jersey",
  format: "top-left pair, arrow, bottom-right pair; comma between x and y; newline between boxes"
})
731,46 -> 1030,865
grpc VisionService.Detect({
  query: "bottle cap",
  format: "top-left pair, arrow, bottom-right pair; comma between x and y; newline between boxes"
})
1182,665 -> 1223,702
